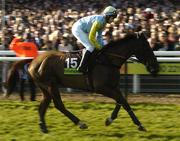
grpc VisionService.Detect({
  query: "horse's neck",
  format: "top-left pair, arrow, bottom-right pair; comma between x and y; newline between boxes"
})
107,43 -> 133,58
102,41 -> 136,67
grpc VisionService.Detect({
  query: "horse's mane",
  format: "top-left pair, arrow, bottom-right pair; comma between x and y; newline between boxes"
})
38,33 -> 138,59
102,33 -> 137,51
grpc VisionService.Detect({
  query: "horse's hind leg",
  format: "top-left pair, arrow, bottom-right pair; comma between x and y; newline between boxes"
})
38,86 -> 52,133
28,78 -> 36,101
19,79 -> 25,101
50,83 -> 88,129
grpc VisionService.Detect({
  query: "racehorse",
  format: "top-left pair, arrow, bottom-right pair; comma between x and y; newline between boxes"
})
28,32 -> 159,133
5,59 -> 36,101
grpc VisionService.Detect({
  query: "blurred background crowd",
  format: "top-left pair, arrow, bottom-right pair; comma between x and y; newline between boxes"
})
0,0 -> 179,51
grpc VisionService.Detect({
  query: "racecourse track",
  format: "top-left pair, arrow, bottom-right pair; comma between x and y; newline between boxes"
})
0,91 -> 180,105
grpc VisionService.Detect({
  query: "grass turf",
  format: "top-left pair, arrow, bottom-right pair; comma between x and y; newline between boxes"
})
0,100 -> 180,141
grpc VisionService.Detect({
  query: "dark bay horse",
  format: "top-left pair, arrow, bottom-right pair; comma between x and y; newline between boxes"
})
6,59 -> 36,101
28,32 -> 159,133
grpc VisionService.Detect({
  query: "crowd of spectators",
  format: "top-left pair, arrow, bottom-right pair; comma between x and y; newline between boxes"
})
0,0 -> 179,51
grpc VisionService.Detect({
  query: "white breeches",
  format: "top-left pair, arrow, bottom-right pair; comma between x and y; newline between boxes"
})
72,23 -> 95,52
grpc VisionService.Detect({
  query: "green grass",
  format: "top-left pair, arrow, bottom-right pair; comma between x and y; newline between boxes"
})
0,100 -> 180,141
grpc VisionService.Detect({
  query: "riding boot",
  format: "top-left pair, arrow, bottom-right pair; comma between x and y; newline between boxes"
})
77,50 -> 92,73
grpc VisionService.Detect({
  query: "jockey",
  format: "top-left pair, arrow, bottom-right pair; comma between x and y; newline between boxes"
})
72,6 -> 117,73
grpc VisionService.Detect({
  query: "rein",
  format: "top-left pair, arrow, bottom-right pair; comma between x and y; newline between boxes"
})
97,52 -> 127,68
105,52 -> 127,60
96,32 -> 146,67
103,33 -> 141,61
106,52 -> 141,63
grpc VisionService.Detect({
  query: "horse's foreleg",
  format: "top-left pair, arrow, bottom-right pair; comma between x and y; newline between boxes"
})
38,86 -> 52,133
50,84 -> 88,129
96,87 -> 122,126
117,91 -> 147,131
105,103 -> 121,126
97,87 -> 146,131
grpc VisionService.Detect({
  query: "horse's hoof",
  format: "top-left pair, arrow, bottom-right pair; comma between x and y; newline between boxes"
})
78,121 -> 88,129
39,123 -> 48,133
105,117 -> 113,126
3,93 -> 9,98
41,128 -> 48,133
138,125 -> 147,132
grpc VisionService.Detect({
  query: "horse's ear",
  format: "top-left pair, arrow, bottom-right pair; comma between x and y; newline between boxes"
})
139,31 -> 148,39
138,31 -> 143,35
135,31 -> 143,39
139,31 -> 146,37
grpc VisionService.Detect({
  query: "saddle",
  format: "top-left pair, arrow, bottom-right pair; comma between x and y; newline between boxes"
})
63,49 -> 101,75
63,49 -> 102,91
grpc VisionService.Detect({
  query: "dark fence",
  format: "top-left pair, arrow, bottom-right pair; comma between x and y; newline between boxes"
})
119,74 -> 180,93
1,62 -> 180,94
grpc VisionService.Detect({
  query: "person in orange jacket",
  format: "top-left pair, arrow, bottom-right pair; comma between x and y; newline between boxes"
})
9,35 -> 38,58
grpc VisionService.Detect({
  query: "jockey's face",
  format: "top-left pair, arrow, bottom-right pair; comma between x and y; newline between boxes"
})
108,17 -> 115,23
106,15 -> 116,23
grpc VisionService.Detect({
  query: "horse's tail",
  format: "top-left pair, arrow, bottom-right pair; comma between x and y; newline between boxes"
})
5,65 -> 19,96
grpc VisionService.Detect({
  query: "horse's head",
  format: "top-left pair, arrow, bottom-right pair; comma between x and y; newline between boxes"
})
134,32 -> 159,76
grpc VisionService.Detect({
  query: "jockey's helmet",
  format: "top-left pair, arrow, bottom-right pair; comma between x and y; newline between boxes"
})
103,6 -> 117,18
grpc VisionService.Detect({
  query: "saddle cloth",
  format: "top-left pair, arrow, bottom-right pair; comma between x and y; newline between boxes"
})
63,50 -> 82,75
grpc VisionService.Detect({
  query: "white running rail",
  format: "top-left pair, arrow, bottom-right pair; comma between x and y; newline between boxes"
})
0,51 -> 180,62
